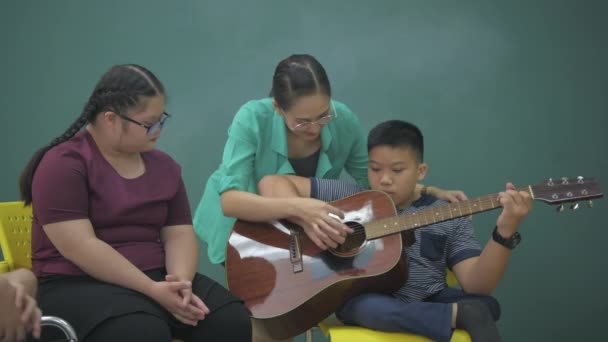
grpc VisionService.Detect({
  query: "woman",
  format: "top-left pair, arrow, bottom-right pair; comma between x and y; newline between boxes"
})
19,64 -> 251,341
194,54 -> 466,265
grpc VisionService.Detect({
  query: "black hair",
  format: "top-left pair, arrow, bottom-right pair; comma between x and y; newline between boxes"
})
367,120 -> 424,162
19,64 -> 164,205
269,54 -> 331,111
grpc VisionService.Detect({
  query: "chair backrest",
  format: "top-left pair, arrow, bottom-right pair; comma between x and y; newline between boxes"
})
0,202 -> 80,341
0,201 -> 33,270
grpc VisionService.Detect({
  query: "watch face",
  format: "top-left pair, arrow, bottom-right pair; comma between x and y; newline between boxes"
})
509,233 -> 522,248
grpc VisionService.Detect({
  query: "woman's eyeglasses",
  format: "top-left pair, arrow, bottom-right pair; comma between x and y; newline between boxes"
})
291,102 -> 336,132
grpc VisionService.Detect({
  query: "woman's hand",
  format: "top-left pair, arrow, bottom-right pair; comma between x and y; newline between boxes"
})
287,197 -> 353,250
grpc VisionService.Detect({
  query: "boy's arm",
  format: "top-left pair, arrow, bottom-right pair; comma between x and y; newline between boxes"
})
258,174 -> 312,198
221,175 -> 314,223
0,277 -> 26,341
259,175 -> 366,202
0,270 -> 42,339
1,268 -> 37,297
422,184 -> 469,203
452,183 -> 532,294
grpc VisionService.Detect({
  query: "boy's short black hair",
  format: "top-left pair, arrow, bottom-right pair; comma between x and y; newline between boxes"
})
367,120 -> 424,162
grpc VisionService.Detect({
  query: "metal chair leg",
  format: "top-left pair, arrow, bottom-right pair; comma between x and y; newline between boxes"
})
41,316 -> 78,341
305,328 -> 313,342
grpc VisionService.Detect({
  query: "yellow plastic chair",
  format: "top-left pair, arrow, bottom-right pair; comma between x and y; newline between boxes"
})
0,259 -> 9,273
0,201 -> 183,342
0,201 -> 33,271
0,202 -> 79,340
317,270 -> 471,341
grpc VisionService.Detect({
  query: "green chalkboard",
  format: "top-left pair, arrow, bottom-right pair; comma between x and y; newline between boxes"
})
1,1 -> 606,340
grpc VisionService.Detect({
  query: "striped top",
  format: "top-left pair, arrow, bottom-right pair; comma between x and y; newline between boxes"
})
311,178 -> 481,302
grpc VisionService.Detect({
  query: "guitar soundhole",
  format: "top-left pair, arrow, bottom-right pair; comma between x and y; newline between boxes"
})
329,221 -> 367,257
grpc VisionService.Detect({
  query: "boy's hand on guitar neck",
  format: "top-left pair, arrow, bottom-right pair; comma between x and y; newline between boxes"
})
287,197 -> 354,250
496,182 -> 533,236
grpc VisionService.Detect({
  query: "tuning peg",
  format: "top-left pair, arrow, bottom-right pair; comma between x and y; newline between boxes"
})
588,200 -> 594,208
557,205 -> 564,213
570,203 -> 579,211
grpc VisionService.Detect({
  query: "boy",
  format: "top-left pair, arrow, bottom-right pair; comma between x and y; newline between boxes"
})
257,120 -> 532,342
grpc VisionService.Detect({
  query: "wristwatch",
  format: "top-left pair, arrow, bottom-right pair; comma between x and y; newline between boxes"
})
492,226 -> 521,250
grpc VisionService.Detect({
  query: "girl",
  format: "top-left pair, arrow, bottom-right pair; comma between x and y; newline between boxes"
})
20,64 -> 251,341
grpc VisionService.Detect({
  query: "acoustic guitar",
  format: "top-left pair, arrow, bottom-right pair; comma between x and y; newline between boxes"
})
225,177 -> 602,339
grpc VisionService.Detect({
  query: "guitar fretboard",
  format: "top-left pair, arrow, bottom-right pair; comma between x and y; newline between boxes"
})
365,187 -> 532,239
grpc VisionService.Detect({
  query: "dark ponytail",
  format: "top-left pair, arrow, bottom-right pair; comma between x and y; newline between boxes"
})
269,54 -> 331,111
19,64 -> 165,205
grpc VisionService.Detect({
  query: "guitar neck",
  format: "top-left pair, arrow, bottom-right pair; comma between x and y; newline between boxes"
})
365,186 -> 533,240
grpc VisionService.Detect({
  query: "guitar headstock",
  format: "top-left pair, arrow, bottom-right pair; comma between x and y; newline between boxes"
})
531,177 -> 603,208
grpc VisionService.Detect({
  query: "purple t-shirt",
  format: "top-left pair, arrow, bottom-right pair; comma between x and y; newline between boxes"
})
31,130 -> 192,277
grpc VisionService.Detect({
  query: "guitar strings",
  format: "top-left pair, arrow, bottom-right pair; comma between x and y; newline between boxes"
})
339,192 -> 511,239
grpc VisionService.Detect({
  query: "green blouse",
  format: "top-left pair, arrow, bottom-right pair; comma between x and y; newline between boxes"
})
193,98 -> 369,264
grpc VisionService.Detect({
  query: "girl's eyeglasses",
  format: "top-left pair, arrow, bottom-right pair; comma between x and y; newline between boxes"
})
117,112 -> 171,137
